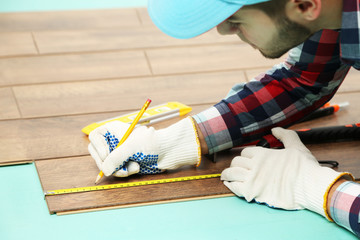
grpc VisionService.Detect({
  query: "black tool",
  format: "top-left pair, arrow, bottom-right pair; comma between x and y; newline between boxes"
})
257,123 -> 360,148
298,102 -> 349,123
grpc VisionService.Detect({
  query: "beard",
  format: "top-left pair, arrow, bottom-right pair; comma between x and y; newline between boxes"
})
259,16 -> 313,59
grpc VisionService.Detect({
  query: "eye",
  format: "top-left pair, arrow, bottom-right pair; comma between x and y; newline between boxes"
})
227,21 -> 240,29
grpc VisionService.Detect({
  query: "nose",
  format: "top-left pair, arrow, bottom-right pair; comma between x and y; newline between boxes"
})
216,21 -> 240,35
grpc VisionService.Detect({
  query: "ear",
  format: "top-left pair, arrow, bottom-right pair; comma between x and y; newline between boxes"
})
287,0 -> 322,21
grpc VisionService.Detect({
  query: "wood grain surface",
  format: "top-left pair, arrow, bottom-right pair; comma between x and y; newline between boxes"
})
36,152 -> 236,214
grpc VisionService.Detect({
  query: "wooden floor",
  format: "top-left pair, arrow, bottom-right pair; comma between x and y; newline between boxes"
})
2,8 -> 360,214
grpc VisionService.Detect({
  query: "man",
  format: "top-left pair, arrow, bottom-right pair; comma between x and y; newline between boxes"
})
88,0 -> 360,236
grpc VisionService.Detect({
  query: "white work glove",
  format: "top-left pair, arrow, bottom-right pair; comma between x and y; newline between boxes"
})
221,127 -> 353,218
88,117 -> 201,177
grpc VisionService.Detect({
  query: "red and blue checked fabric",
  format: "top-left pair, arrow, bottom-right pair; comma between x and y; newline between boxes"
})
330,182 -> 360,237
193,0 -> 359,154
341,0 -> 360,69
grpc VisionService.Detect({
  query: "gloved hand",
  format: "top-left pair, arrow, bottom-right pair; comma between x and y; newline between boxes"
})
88,117 -> 201,177
221,127 -> 353,218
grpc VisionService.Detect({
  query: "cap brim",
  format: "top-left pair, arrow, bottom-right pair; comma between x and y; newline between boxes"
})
148,0 -> 243,39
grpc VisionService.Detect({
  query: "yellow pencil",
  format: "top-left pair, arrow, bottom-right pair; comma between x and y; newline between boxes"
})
95,99 -> 152,184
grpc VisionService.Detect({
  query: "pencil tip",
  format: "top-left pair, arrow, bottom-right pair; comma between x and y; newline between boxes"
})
95,176 -> 101,185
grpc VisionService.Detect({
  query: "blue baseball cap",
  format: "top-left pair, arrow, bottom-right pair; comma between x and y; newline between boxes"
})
148,0 -> 269,39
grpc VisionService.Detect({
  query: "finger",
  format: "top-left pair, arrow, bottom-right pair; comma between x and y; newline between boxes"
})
224,181 -> 257,203
271,127 -> 308,152
88,128 -> 111,161
241,146 -> 267,158
230,156 -> 252,169
221,167 -> 249,182
112,165 -> 130,177
223,181 -> 245,198
102,147 -> 129,176
127,161 -> 140,175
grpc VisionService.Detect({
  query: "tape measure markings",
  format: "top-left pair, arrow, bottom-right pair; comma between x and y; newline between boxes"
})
45,173 -> 221,196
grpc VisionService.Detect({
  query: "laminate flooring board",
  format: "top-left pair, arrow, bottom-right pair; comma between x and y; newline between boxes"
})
0,9 -> 141,32
0,51 -> 150,87
0,105 -> 211,165
13,71 -> 246,118
336,68 -> 360,92
136,8 -> 153,26
36,153 -> 235,214
146,44 -> 281,75
0,87 -> 21,120
0,116 -> 89,165
0,32 -> 38,57
34,28 -> 240,54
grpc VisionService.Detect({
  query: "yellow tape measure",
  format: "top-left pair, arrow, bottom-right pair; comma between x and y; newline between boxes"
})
44,173 -> 221,196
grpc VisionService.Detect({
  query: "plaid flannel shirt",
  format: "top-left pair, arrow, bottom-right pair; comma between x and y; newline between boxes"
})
193,0 -> 360,236
330,181 -> 360,237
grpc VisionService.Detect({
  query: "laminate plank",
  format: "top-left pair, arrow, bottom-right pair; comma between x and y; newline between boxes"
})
0,116 -> 89,165
337,67 -> 360,92
0,105 -> 211,165
33,28 -> 240,54
136,8 -> 153,26
13,71 -> 246,118
0,9 -> 141,32
0,32 -> 37,57
36,153 -> 235,214
0,87 -> 20,120
146,44 -> 280,75
0,51 -> 150,87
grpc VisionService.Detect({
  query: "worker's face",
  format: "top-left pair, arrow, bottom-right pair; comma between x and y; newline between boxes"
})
217,7 -> 312,59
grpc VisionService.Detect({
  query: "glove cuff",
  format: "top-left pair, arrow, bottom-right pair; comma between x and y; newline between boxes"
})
156,117 -> 201,170
295,167 -> 354,219
322,172 -> 354,221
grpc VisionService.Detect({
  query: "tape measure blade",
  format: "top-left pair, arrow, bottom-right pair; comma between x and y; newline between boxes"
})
44,173 -> 221,196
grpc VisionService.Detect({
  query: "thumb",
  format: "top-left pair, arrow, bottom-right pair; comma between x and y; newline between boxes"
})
112,161 -> 140,177
101,147 -> 130,176
271,127 -> 309,152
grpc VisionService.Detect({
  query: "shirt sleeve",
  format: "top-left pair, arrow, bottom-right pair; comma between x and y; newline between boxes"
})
193,29 -> 351,154
330,181 -> 360,237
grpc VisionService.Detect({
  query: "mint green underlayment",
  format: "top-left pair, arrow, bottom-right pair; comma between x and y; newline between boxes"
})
0,0 -> 148,12
0,163 -> 357,240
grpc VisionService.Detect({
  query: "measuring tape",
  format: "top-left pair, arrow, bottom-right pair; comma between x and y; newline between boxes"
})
44,173 -> 221,196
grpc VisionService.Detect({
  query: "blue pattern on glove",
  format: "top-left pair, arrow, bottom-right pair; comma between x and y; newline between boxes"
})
128,152 -> 161,174
104,131 -> 119,153
104,131 -> 161,175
